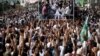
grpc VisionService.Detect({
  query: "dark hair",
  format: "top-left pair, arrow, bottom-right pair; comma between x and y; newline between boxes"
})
83,35 -> 88,41
20,28 -> 24,33
10,33 -> 15,39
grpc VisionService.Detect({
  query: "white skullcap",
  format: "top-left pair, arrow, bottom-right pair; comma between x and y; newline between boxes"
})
47,42 -> 51,48
74,30 -> 76,33
36,27 -> 41,30
72,51 -> 75,54
15,27 -> 18,31
53,25 -> 57,29
11,52 -> 14,56
5,43 -> 10,47
25,42 -> 29,46
77,41 -> 82,46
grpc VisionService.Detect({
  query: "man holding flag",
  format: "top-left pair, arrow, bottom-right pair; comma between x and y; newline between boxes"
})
80,16 -> 92,56
80,16 -> 89,42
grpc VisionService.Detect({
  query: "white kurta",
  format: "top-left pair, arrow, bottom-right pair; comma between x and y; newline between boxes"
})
59,46 -> 64,56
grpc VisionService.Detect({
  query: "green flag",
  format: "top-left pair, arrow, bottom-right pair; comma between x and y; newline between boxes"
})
75,0 -> 87,7
80,17 -> 89,42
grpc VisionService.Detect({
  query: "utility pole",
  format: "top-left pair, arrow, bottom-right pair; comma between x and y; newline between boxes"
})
73,0 -> 75,25
38,0 -> 42,19
38,0 -> 40,19
2,0 -> 4,13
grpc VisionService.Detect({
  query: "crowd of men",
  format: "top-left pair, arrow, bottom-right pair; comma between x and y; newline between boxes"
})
31,0 -> 100,20
0,14 -> 100,56
0,0 -> 100,56
37,0 -> 75,19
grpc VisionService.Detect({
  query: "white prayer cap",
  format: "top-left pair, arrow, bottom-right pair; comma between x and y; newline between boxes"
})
5,43 -> 10,47
74,29 -> 76,33
35,27 -> 41,30
77,41 -> 82,46
72,51 -> 75,54
11,52 -> 14,56
25,42 -> 29,46
53,25 -> 57,29
47,42 -> 51,48
15,27 -> 18,31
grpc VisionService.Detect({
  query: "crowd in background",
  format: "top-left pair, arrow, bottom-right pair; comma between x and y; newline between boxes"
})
38,0 -> 100,19
0,0 -> 100,20
40,0 -> 75,19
